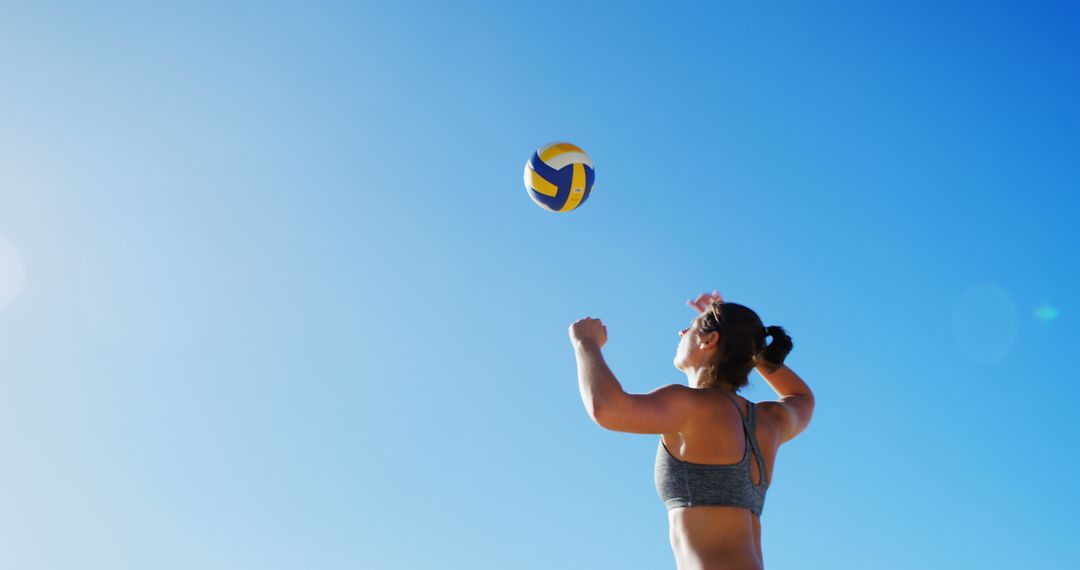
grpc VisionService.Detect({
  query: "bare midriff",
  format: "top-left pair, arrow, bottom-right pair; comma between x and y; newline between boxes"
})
668,506 -> 763,570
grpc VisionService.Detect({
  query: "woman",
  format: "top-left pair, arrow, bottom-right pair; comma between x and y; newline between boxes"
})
569,291 -> 815,570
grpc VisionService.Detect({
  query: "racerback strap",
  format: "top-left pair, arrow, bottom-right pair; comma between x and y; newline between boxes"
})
717,390 -> 768,488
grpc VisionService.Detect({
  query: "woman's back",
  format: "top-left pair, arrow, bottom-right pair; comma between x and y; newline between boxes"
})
570,293 -> 814,569
659,389 -> 786,570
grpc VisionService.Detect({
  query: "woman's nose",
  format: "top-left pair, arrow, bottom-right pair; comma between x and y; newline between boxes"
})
678,328 -> 688,337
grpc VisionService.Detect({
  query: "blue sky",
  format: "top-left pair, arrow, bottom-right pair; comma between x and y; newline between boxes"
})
1,1 -> 1078,568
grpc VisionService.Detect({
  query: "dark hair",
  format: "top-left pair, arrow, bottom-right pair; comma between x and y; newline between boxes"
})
698,301 -> 794,391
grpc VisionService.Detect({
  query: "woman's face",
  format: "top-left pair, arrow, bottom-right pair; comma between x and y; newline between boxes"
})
674,314 -> 717,371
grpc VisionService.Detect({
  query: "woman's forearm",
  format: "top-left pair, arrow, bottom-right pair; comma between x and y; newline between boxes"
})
574,340 -> 625,418
756,364 -> 813,399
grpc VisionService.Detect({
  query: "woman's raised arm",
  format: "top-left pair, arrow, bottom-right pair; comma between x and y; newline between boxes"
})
757,364 -> 815,444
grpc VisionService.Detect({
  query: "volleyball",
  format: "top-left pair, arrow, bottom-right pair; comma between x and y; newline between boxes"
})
523,142 -> 596,212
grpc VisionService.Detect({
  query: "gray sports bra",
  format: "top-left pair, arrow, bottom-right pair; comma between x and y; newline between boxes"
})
654,391 -> 769,516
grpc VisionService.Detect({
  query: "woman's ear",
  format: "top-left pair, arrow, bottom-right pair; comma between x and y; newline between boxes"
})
699,330 -> 720,350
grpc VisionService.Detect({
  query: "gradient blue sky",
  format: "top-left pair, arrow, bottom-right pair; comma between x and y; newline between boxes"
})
2,2 -> 1078,569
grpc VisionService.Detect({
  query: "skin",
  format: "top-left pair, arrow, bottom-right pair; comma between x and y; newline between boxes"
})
570,291 -> 815,570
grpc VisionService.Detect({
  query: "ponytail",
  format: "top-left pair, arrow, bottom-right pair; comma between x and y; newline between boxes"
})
754,325 -> 793,373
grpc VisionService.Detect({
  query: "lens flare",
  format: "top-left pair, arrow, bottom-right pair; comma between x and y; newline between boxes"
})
1034,305 -> 1059,323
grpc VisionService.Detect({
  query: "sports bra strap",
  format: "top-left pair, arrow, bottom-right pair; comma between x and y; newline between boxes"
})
717,390 -> 768,488
717,389 -> 750,424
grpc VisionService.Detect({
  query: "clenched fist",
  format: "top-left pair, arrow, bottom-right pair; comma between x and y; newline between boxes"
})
568,317 -> 608,349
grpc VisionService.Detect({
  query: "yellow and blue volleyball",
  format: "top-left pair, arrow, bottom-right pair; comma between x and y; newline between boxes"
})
523,142 -> 595,212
